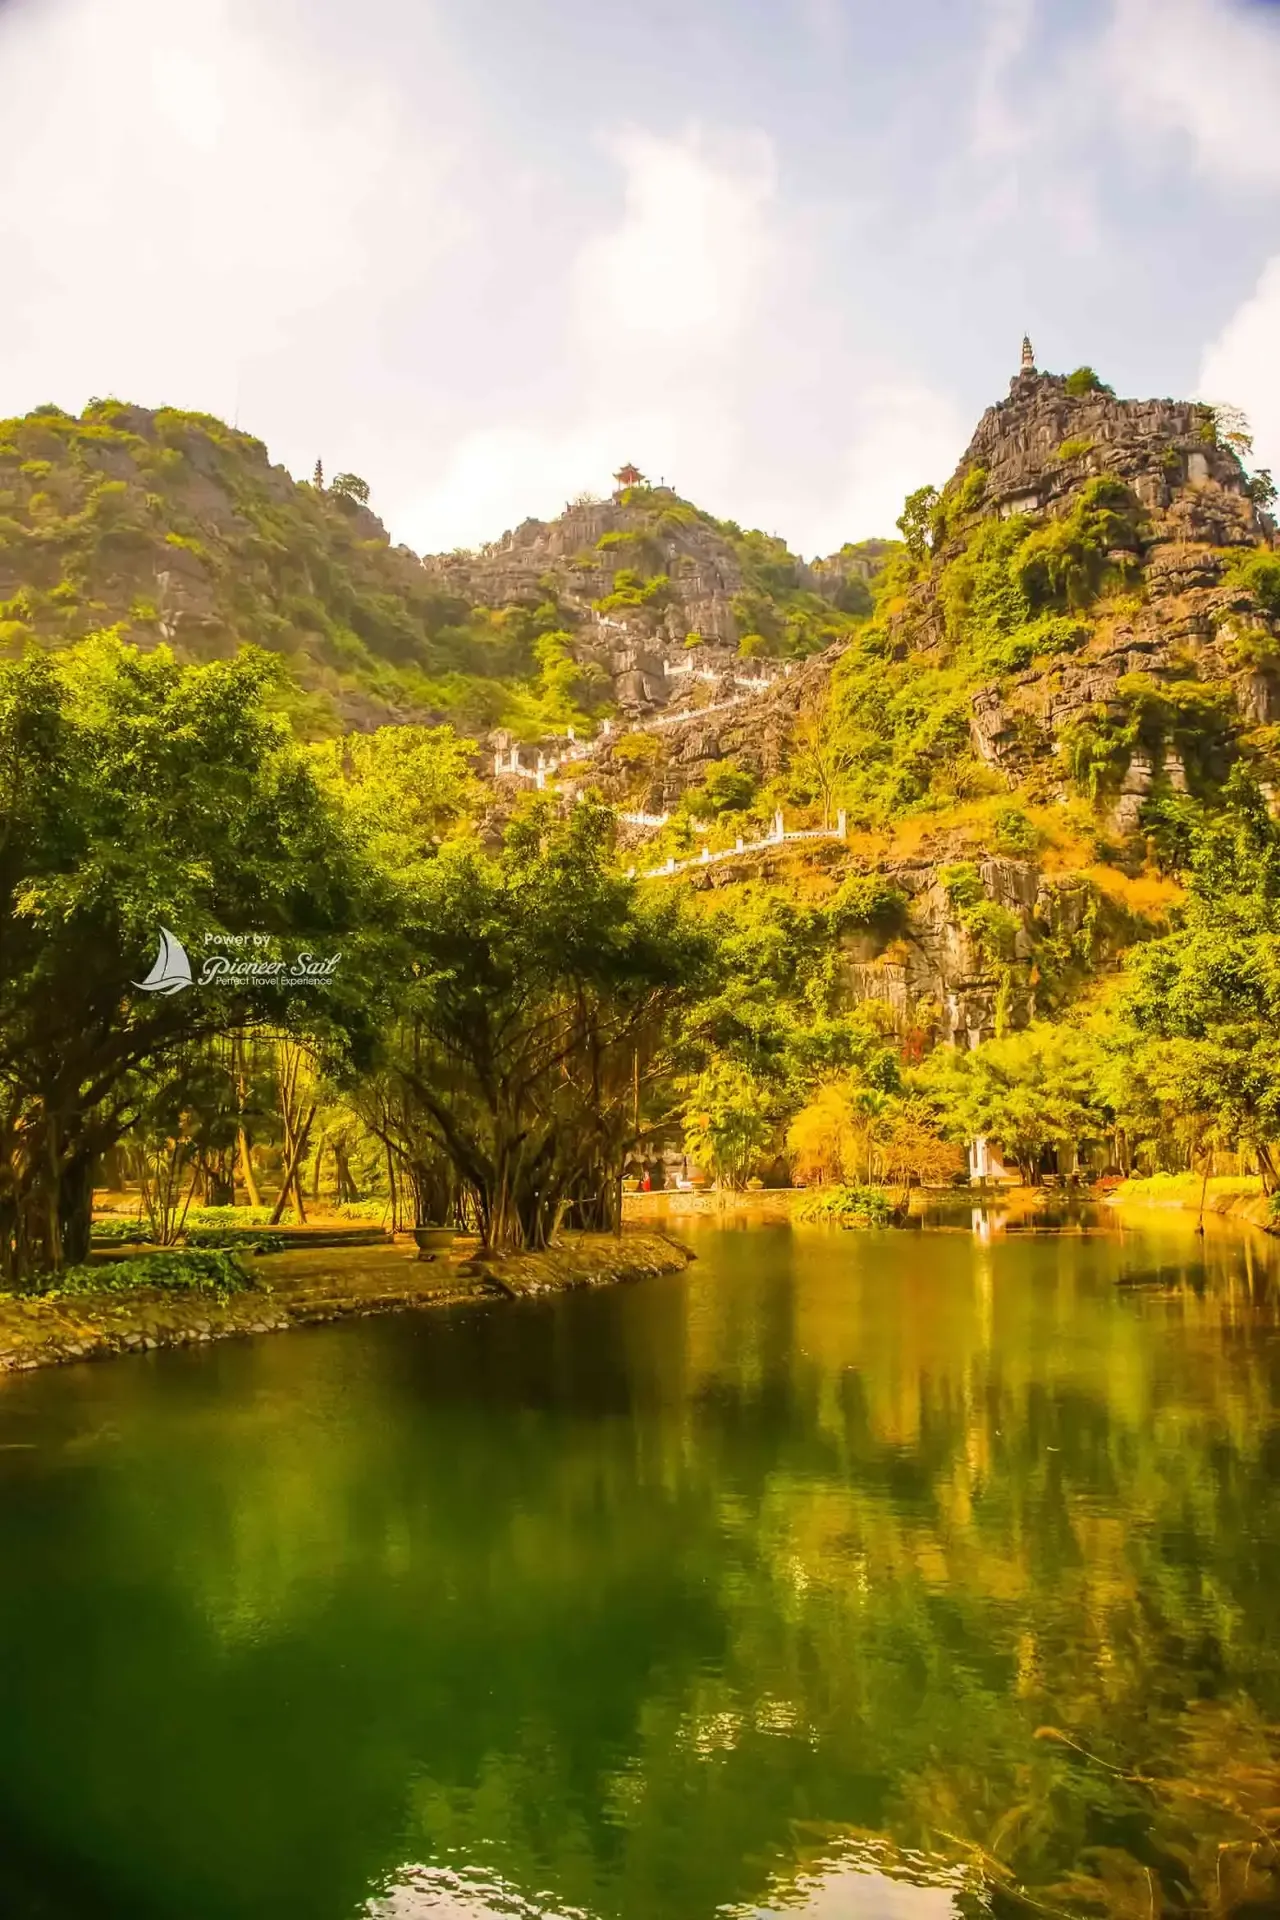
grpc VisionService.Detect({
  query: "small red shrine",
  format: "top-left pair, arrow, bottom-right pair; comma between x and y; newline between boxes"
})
613,463 -> 645,492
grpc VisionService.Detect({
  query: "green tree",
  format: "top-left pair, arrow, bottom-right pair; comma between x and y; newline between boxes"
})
683,1060 -> 774,1188
922,1024 -> 1111,1184
329,471 -> 370,505
374,801 -> 714,1249
1120,774 -> 1280,1188
896,484 -> 941,562
0,636 -> 376,1283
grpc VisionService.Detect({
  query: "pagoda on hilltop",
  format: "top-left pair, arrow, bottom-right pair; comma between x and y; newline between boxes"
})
613,462 -> 646,495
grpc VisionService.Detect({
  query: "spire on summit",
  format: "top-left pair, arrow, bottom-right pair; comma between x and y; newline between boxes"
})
1020,335 -> 1036,373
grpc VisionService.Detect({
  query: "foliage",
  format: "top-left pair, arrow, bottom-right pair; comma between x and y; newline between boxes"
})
896,485 -> 941,561
1014,477 -> 1144,610
1246,467 -> 1276,510
1059,673 -> 1237,804
370,800 -> 715,1247
920,1024 -> 1112,1183
31,1247 -> 254,1298
683,1060 -> 774,1188
328,472 -> 370,505
698,761 -> 757,815
794,1183 -> 892,1225
991,806 -> 1040,857
1119,772 -> 1280,1187
91,1218 -> 152,1244
1226,549 -> 1280,616
1064,366 -> 1114,398
0,636 -> 379,1286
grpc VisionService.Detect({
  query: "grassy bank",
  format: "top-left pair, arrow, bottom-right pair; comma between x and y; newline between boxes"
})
1107,1173 -> 1278,1234
0,1230 -> 693,1376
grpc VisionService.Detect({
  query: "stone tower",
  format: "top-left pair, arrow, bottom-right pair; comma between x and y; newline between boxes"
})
1020,335 -> 1035,373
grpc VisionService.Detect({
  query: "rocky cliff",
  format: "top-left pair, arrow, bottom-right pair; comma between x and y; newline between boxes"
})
425,484 -> 882,719
885,366 -> 1279,827
544,360 -> 1279,1048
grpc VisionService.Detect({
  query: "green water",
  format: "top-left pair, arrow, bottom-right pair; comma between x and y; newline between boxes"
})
1,1215 -> 1278,1920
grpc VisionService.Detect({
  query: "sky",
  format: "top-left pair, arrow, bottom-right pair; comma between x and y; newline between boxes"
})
1,0 -> 1278,557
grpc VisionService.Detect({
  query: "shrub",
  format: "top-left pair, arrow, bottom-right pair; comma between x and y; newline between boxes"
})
828,874 -> 909,933
1015,477 -> 1144,611
992,806 -> 1041,856
700,761 -> 757,814
1056,436 -> 1095,462
30,1249 -> 257,1299
795,1185 -> 893,1227
91,1219 -> 153,1245
1229,552 -> 1280,617
1064,367 -> 1113,398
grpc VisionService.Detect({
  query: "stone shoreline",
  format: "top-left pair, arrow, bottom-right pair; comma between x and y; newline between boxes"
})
0,1230 -> 695,1377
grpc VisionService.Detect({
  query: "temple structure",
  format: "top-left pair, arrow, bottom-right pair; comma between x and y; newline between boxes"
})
613,463 -> 645,493
1020,335 -> 1036,372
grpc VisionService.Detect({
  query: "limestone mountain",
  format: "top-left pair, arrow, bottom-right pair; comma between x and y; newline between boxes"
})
0,407 -> 887,739
561,356 -> 1280,1050
423,477 -> 885,720
0,399 -> 526,733
838,358 -> 1280,831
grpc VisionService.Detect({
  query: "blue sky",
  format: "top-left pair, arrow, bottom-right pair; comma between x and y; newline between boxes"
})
1,0 -> 1278,554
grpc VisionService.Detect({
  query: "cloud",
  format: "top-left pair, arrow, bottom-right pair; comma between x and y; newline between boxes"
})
1198,253 -> 1280,481
818,383 -> 973,549
0,0 -> 461,436
572,128 -> 777,366
1107,0 -> 1280,186
971,0 -> 1037,159
404,127 -> 781,551
401,122 -> 973,556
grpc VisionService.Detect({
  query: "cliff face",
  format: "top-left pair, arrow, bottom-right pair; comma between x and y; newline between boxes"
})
0,400 -> 495,732
888,370 -> 1279,825
555,365 -> 1279,1047
425,486 -> 880,718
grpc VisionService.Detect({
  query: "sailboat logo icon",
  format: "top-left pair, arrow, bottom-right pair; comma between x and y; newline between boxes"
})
133,927 -> 194,996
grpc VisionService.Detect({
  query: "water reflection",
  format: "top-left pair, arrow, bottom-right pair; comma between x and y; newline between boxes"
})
0,1214 -> 1276,1919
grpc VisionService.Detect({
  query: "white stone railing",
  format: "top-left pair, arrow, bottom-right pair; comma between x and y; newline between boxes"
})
629,809 -> 847,880
491,653 -> 791,785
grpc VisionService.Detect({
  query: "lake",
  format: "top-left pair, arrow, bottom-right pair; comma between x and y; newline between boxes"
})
0,1213 -> 1277,1919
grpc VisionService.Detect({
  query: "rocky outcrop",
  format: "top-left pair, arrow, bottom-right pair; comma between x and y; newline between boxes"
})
833,854 -> 1109,1047
954,369 -> 1256,526
912,372 -> 1280,806
424,488 -> 888,720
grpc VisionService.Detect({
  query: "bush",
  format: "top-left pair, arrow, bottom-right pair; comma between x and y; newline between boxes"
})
828,874 -> 909,933
31,1249 -> 257,1299
91,1219 -> 153,1245
183,1229 -> 293,1255
1015,478 -> 1144,611
795,1185 -> 893,1227
992,806 -> 1040,857
1064,367 -> 1113,398
184,1204 -> 291,1228
1229,552 -> 1280,617
700,762 -> 757,814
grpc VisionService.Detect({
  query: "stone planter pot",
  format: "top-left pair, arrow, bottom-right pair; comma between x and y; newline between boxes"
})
412,1226 -> 456,1260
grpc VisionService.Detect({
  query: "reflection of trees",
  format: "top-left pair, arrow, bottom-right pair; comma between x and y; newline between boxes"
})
0,1225 -> 1276,1918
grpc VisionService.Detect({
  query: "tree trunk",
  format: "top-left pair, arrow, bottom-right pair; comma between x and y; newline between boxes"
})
58,1156 -> 95,1268
237,1127 -> 262,1208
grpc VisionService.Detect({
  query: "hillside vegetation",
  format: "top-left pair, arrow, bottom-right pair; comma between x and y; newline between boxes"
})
0,400 -> 605,735
2,366 -> 1280,1282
